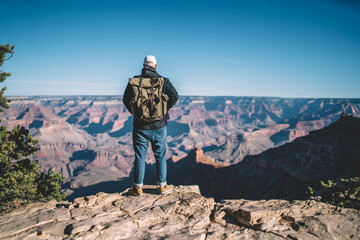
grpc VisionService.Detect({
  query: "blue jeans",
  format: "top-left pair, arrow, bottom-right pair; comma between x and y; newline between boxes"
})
133,127 -> 167,187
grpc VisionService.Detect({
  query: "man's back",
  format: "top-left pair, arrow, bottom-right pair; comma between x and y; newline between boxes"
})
123,55 -> 178,196
123,65 -> 178,130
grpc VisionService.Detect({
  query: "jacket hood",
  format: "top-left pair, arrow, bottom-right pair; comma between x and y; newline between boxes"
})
141,65 -> 162,78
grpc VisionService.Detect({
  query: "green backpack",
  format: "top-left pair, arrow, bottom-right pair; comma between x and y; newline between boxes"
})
129,77 -> 169,122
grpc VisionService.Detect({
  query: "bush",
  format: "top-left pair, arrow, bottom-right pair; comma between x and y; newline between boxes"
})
307,177 -> 360,210
0,44 -> 65,212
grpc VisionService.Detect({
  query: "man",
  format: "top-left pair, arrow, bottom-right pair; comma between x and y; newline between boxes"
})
123,55 -> 179,196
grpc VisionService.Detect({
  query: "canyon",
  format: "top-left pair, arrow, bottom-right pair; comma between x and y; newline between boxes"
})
0,96 -> 359,199
165,114 -> 360,201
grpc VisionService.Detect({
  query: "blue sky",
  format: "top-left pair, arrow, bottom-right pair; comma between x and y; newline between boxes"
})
1,0 -> 359,97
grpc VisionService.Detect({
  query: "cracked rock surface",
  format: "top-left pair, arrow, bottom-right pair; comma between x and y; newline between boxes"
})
0,185 -> 359,239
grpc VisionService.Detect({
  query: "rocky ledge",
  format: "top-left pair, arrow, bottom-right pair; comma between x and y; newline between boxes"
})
0,185 -> 359,240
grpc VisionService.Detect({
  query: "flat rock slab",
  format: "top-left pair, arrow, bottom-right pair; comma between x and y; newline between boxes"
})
0,185 -> 359,240
213,199 -> 360,240
0,185 -> 214,240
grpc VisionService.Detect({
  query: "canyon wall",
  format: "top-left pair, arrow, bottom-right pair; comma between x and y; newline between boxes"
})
1,96 -> 359,198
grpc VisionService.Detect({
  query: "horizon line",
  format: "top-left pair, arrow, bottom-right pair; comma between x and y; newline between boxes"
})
4,95 -> 360,100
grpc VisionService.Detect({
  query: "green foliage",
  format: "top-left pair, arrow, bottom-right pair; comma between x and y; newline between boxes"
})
0,44 -> 65,213
307,177 -> 360,210
0,43 -> 14,113
306,186 -> 315,196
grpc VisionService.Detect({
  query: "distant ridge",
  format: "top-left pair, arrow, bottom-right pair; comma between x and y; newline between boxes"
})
184,114 -> 360,200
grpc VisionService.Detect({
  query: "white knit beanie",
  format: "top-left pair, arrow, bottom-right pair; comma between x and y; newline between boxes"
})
144,55 -> 157,67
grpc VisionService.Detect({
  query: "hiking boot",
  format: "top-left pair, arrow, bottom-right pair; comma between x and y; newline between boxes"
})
159,184 -> 173,195
127,186 -> 143,196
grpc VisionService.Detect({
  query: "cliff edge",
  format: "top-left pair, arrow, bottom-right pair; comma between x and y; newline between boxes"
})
1,185 -> 359,239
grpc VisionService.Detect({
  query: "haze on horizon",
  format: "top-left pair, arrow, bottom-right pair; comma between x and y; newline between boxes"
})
1,0 -> 359,98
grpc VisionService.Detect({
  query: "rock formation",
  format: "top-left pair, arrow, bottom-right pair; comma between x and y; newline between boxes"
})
160,115 -> 360,202
0,185 -> 359,240
1,96 -> 359,199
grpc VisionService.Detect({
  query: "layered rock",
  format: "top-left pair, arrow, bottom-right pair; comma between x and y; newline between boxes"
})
0,185 -> 359,240
208,114 -> 360,200
163,115 -> 360,201
1,96 -> 360,199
